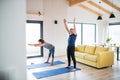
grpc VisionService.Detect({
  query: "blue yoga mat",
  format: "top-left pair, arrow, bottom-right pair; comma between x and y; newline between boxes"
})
33,66 -> 81,79
27,61 -> 65,69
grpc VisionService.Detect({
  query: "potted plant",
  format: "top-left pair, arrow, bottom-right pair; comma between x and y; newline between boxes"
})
106,37 -> 112,43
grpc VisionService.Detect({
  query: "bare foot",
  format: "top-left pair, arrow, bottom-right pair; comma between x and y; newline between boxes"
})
72,69 -> 76,72
49,64 -> 54,66
65,66 -> 70,69
31,62 -> 34,64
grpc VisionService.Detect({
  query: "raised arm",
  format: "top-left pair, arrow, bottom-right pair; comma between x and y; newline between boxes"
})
73,18 -> 76,35
63,19 -> 70,34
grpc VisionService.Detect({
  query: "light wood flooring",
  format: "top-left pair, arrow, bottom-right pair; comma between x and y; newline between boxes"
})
27,54 -> 120,80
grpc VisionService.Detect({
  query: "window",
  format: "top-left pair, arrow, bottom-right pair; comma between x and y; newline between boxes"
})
82,24 -> 96,45
68,23 -> 96,46
109,23 -> 120,45
26,20 -> 43,58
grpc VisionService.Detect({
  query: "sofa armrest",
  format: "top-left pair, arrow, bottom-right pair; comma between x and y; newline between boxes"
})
75,47 -> 78,51
96,51 -> 114,68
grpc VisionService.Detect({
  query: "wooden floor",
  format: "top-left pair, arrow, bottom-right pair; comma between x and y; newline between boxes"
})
27,55 -> 120,80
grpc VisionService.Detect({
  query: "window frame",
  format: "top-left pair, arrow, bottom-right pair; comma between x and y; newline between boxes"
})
68,22 -> 96,45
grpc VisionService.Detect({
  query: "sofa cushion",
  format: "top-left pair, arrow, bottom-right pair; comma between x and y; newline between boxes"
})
84,54 -> 97,62
84,46 -> 96,55
76,45 -> 86,52
95,46 -> 109,54
75,52 -> 87,59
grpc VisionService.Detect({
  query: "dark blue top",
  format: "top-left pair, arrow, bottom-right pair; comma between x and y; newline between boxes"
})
68,34 -> 77,47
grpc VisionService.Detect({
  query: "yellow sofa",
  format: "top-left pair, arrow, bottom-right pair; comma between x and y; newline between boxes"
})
75,45 -> 114,68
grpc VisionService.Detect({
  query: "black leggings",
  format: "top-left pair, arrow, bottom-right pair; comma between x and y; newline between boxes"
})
67,46 -> 76,68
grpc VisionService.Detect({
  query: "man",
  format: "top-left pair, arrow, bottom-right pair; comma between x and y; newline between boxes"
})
63,18 -> 77,72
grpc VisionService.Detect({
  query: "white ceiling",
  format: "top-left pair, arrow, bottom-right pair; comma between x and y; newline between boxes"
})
67,0 -> 120,16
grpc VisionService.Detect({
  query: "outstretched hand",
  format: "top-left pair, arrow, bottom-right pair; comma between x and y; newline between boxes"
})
28,44 -> 36,46
28,44 -> 32,46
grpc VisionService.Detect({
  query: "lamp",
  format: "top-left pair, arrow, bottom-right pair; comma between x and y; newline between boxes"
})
97,1 -> 102,20
109,13 -> 115,18
97,16 -> 102,20
109,0 -> 115,18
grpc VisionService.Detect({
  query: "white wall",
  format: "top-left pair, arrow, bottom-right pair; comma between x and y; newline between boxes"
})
0,0 -> 26,80
43,0 -> 68,56
26,0 -> 43,20
66,5 -> 97,23
27,0 -> 43,13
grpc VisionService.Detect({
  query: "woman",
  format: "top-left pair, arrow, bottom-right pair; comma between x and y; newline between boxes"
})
28,39 -> 55,66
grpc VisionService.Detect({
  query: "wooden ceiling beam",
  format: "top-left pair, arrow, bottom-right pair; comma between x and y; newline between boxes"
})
101,0 -> 120,12
88,1 -> 111,14
79,4 -> 102,16
68,0 -> 90,6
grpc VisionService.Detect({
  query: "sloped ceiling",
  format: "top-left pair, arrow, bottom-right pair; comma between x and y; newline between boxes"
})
67,0 -> 120,16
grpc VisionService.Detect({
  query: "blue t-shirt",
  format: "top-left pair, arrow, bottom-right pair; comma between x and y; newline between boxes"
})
68,34 -> 77,46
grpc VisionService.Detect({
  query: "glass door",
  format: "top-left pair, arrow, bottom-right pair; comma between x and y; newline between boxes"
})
26,20 -> 43,58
